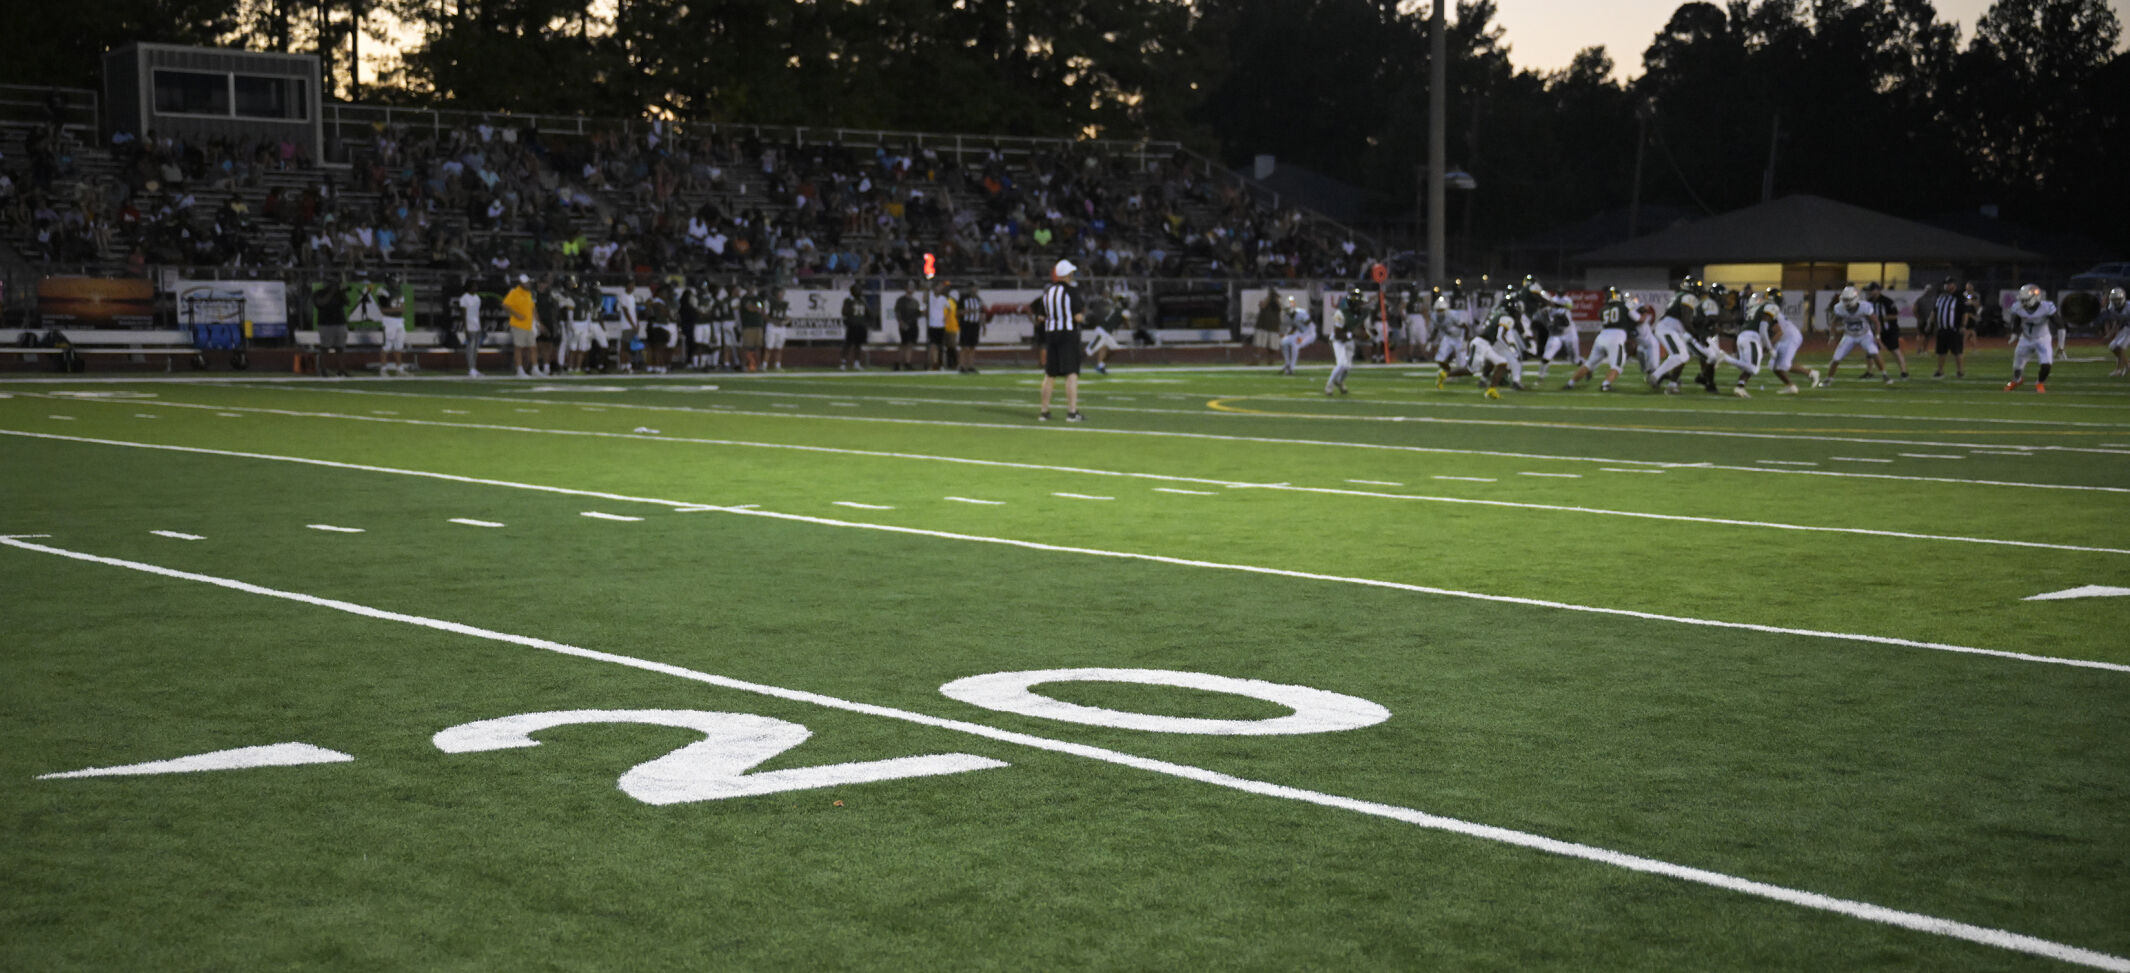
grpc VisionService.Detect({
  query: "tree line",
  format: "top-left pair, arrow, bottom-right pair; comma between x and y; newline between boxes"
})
7,0 -> 2125,256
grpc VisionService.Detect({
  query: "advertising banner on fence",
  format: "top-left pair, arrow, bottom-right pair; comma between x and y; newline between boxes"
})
38,276 -> 156,329
780,288 -> 859,342
173,279 -> 290,339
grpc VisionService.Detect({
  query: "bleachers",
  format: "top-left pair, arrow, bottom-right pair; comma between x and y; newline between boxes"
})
1,106 -> 1380,287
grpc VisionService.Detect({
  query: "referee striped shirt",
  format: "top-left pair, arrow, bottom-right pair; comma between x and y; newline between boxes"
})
1931,292 -> 1962,332
1036,283 -> 1080,333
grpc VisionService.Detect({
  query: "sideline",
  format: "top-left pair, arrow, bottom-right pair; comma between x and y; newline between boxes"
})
4,426 -> 2126,674
5,534 -> 2125,973
55,384 -> 2130,492
10,408 -> 2129,552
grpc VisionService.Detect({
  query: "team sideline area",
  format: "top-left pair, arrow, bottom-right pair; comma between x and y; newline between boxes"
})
4,354 -> 2126,972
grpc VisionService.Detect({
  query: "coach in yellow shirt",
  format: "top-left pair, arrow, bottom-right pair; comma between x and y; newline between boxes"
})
503,274 -> 538,378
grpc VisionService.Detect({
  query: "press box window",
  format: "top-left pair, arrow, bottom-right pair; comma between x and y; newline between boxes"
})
234,76 -> 307,120
153,71 -> 230,116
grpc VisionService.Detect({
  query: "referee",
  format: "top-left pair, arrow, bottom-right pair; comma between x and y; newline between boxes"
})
1034,259 -> 1085,421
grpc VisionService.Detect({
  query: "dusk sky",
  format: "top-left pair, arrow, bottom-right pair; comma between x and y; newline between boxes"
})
1483,0 -> 2123,79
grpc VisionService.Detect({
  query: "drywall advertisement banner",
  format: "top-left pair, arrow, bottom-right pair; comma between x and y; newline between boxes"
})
173,279 -> 290,338
779,288 -> 861,342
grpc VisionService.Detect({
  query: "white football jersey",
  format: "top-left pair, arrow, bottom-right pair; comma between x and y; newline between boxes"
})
2006,301 -> 2057,341
1829,301 -> 1875,335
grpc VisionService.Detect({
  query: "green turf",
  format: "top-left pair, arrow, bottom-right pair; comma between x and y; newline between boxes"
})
2,353 -> 2127,971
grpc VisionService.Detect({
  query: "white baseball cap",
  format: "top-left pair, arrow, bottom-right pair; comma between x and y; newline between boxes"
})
1053,259 -> 1077,279
518,274 -> 531,284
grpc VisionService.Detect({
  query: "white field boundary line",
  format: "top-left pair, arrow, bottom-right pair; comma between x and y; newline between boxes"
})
3,537 -> 2125,973
130,384 -> 2130,482
10,418 -> 2122,557
223,386 -> 1698,469
629,373 -> 2130,418
235,383 -> 2130,455
4,427 -> 2126,678
31,397 -> 2130,503
209,385 -> 2130,475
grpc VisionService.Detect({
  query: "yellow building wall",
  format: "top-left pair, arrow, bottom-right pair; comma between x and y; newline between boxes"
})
1702,263 -> 1785,289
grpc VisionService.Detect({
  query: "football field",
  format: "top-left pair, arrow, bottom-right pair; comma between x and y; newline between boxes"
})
3,352 -> 2127,971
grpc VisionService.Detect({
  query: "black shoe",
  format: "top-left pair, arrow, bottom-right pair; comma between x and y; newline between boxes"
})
1066,411 -> 1084,422
336,369 -> 350,378
1038,410 -> 1051,421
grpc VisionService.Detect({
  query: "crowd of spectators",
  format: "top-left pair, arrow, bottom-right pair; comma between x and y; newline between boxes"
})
2,111 -> 1381,283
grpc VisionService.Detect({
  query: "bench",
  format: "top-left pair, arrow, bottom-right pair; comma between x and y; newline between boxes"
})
288,329 -> 522,375
0,329 -> 207,371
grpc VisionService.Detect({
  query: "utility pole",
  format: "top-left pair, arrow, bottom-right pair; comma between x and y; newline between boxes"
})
1427,0 -> 1446,284
1628,103 -> 1647,238
1761,112 -> 1780,202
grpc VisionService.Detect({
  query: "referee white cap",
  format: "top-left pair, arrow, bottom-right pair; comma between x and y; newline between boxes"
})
1053,259 -> 1077,279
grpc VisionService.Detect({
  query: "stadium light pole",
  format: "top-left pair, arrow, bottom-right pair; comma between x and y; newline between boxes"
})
1427,0 -> 1447,284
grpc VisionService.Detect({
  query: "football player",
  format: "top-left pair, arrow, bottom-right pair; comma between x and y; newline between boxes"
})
1862,282 -> 1907,380
1431,291 -> 1474,387
1473,288 -> 1525,399
1691,283 -> 1757,397
1401,285 -> 1432,363
1745,286 -> 1817,394
2004,284 -> 2058,392
1820,286 -> 1894,386
1649,277 -> 1703,393
1279,294 -> 1316,375
1565,287 -> 1634,391
1326,288 -> 1361,395
2098,288 -> 2128,377
1518,276 -> 1578,385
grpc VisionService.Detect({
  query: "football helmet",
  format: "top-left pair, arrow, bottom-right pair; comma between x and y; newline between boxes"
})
2108,287 -> 2124,306
1433,296 -> 1450,312
1604,286 -> 1623,302
2018,284 -> 2042,308
1839,286 -> 1861,310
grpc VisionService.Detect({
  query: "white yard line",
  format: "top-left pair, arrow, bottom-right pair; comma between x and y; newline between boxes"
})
1758,460 -> 1819,467
1347,479 -> 1403,486
306,524 -> 365,533
580,511 -> 644,522
1899,453 -> 1964,459
1829,457 -> 1894,464
448,518 -> 505,528
1154,488 -> 1218,495
945,497 -> 1005,505
1053,492 -> 1115,501
1601,468 -> 1665,474
8,425 -> 2123,554
1518,472 -> 1583,479
2,534 -> 2124,973
3,428 -> 2124,673
833,501 -> 894,510
150,530 -> 205,540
